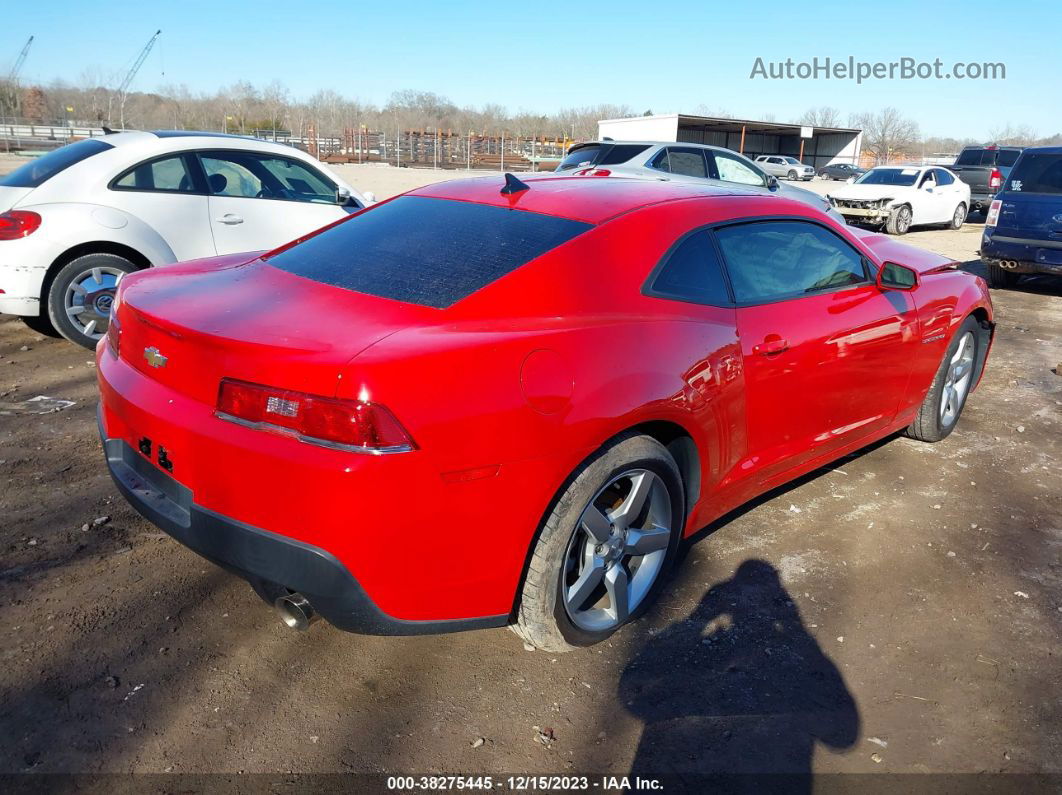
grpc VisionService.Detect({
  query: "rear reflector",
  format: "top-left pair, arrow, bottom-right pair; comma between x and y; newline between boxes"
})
0,210 -> 42,240
216,378 -> 416,453
985,199 -> 1002,228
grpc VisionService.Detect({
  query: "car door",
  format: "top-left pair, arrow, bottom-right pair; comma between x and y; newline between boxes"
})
106,153 -> 215,262
934,168 -> 966,217
713,218 -> 919,491
200,150 -> 351,255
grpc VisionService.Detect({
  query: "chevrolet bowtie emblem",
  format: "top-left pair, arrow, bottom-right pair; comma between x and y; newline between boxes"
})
143,346 -> 168,368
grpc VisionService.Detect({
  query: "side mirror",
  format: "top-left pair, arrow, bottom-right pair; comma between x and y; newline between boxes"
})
336,186 -> 351,205
363,191 -> 377,204
765,174 -> 779,191
846,176 -> 856,184
877,261 -> 918,291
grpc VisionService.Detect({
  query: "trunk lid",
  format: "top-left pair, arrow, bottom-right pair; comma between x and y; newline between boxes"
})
116,256 -> 433,405
0,186 -> 34,213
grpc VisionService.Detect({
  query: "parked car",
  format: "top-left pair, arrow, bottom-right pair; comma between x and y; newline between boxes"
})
828,165 -> 971,234
0,131 -> 371,348
98,175 -> 994,651
819,163 -> 867,181
980,146 -> 1062,288
950,144 -> 1024,214
554,141 -> 843,221
754,155 -> 815,181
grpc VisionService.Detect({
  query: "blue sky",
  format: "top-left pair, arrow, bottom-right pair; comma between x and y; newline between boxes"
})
2,0 -> 1058,138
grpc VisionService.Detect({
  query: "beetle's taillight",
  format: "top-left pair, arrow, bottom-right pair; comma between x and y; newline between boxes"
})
216,379 -> 416,453
985,199 -> 1002,228
988,169 -> 1003,190
0,211 -> 42,240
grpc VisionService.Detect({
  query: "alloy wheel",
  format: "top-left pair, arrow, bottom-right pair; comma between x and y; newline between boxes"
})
64,266 -> 123,341
562,469 -> 672,632
940,331 -> 975,427
897,207 -> 912,233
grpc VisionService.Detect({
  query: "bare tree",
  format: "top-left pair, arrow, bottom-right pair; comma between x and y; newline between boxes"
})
261,79 -> 289,137
798,106 -> 841,128
987,123 -> 1038,146
851,107 -> 920,164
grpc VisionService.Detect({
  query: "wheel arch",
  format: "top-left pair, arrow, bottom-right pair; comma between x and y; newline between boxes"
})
41,241 -> 152,304
508,417 -> 703,622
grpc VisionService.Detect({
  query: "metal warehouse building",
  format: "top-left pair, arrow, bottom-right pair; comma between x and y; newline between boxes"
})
597,113 -> 862,171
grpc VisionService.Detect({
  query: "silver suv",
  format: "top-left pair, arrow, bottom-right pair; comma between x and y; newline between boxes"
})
554,141 -> 841,221
754,155 -> 815,181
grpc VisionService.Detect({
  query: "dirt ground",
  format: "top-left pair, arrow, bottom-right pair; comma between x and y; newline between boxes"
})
1,162 -> 1060,785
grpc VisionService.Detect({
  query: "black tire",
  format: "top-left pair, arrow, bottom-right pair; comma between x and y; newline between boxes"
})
20,313 -> 61,337
787,169 -> 798,181
512,433 -> 685,652
47,253 -> 139,349
986,261 -> 1019,289
886,205 -> 912,235
905,316 -> 982,443
950,203 -> 967,230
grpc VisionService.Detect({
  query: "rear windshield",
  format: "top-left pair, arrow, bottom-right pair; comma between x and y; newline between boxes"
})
0,138 -> 113,188
954,148 -> 1022,168
556,143 -> 650,171
1005,153 -> 1062,195
266,196 -> 592,309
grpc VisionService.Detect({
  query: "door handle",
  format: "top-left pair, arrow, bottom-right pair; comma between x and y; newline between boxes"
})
216,213 -> 244,225
753,338 -> 789,355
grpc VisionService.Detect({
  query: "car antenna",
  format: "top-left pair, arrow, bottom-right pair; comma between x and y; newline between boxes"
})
501,173 -> 530,195
102,125 -> 116,134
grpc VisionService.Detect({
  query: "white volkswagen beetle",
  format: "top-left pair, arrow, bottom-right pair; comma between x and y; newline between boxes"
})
0,131 -> 371,348
827,165 -> 970,235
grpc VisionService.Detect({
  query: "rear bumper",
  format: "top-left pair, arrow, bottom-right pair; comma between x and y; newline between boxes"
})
99,409 -> 507,635
980,232 -> 1062,276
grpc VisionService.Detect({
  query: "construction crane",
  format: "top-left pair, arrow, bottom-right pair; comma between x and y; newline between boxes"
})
118,29 -> 161,129
7,35 -> 33,83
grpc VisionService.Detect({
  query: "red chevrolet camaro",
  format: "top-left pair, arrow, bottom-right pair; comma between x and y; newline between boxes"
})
97,175 -> 994,651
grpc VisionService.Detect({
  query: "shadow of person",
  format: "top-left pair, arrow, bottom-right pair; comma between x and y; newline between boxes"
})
619,560 -> 859,792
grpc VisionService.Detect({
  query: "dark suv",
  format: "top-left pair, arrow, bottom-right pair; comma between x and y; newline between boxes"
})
980,146 -> 1062,288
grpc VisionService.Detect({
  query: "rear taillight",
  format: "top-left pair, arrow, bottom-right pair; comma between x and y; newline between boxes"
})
216,379 -> 416,453
0,210 -> 42,240
573,168 -> 612,177
985,199 -> 1002,228
106,316 -> 120,358
988,169 -> 1003,190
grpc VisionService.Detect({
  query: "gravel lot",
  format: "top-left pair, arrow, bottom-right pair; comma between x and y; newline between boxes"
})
1,163 -> 1060,781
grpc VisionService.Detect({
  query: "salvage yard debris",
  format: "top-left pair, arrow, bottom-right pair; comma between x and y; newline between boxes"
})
0,395 -> 75,415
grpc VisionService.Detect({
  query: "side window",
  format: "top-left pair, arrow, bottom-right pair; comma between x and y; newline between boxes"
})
113,155 -> 195,193
935,169 -> 954,185
714,221 -> 869,304
711,151 -> 766,186
919,170 -> 936,188
648,229 -> 730,305
201,153 -> 263,198
254,156 -> 337,203
650,148 -> 708,178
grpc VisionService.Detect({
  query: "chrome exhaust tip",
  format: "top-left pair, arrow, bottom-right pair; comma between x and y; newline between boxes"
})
274,592 -> 319,631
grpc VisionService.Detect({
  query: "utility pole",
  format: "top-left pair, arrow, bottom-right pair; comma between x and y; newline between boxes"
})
117,29 -> 161,129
